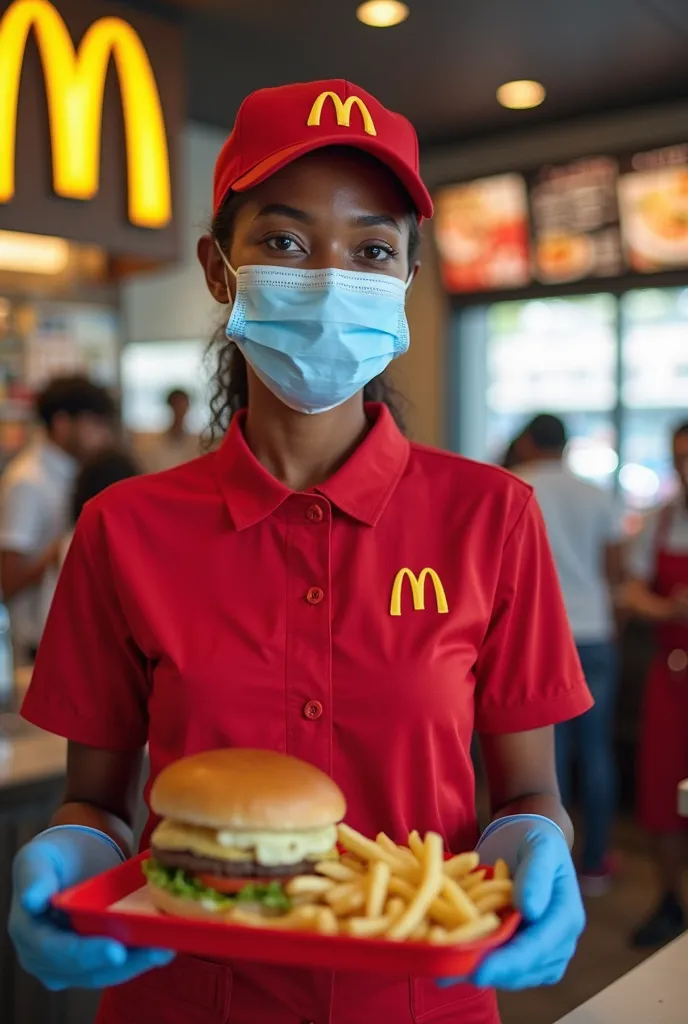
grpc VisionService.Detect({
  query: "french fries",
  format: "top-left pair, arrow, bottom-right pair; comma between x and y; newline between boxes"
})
365,861 -> 391,918
387,831 -> 444,940
231,825 -> 515,945
444,851 -> 480,879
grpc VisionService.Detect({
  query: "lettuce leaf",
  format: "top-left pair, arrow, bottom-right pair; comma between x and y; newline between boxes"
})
142,858 -> 291,912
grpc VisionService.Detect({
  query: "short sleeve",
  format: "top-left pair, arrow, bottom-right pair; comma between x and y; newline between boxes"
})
0,478 -> 44,553
475,495 -> 592,734
21,506 -> 149,750
628,512 -> 659,582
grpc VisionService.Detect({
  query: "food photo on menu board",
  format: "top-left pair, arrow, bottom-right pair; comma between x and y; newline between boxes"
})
529,156 -> 623,284
433,173 -> 530,293
617,143 -> 688,272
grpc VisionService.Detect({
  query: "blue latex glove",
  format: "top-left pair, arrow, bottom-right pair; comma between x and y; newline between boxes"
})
438,815 -> 585,991
9,825 -> 174,991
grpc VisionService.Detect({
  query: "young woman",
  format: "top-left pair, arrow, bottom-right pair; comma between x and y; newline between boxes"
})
9,80 -> 590,1024
627,421 -> 688,947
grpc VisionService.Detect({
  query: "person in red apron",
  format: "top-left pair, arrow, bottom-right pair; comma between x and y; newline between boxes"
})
9,80 -> 591,1024
627,420 -> 688,947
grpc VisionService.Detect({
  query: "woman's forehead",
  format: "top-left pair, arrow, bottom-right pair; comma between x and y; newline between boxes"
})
240,148 -> 412,220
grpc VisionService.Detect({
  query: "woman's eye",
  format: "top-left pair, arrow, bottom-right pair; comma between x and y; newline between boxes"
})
266,235 -> 300,252
360,244 -> 394,262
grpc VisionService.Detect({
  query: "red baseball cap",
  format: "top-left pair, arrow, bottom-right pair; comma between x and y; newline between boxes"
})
213,79 -> 433,220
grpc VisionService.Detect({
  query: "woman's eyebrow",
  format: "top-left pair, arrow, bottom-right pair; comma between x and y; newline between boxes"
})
351,213 -> 401,230
254,203 -> 314,224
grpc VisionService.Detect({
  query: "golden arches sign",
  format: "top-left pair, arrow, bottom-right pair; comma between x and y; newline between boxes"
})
0,0 -> 171,229
307,91 -> 377,137
389,568 -> 449,617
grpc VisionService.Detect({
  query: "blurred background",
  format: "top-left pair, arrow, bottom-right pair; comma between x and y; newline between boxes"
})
0,0 -> 687,1022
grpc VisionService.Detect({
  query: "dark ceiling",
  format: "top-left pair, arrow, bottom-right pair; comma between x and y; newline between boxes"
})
131,0 -> 688,147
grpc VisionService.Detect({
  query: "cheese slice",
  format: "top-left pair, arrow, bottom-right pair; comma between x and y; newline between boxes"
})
152,819 -> 338,867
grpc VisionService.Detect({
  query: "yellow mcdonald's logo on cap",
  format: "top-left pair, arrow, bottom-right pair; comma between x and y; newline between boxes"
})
0,0 -> 171,229
390,568 -> 449,617
307,91 -> 377,137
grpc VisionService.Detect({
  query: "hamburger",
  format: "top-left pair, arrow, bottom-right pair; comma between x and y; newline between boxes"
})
143,748 -> 346,920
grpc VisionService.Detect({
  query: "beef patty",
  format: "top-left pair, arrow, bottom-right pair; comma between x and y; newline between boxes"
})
151,846 -> 315,879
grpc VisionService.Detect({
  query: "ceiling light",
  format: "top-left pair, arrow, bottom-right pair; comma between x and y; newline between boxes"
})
0,231 -> 70,274
497,80 -> 546,110
356,1 -> 409,28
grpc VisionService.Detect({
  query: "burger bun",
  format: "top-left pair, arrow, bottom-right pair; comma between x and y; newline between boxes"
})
148,881 -> 239,923
151,748 -> 346,831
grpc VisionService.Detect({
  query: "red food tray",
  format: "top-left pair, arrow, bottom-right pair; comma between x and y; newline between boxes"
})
53,852 -> 521,976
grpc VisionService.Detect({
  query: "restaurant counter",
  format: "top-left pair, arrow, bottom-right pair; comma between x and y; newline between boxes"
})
555,933 -> 687,1024
679,779 -> 688,817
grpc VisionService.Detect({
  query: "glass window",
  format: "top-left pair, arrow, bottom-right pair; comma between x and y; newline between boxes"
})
619,287 -> 688,507
484,294 -> 618,485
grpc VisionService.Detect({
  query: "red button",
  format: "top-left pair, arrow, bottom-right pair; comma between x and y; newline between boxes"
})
306,504 -> 323,522
304,700 -> 323,720
306,586 -> 324,605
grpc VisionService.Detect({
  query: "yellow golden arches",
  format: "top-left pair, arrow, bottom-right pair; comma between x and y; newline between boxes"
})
390,568 -> 449,617
307,91 -> 377,137
0,0 -> 171,229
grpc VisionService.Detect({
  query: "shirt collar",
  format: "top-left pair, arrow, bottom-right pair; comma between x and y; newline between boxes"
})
215,403 -> 410,531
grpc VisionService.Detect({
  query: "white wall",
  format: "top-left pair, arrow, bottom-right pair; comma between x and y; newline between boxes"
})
121,123 -> 225,345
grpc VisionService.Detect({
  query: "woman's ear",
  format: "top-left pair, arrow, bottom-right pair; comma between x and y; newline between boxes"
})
197,234 -> 233,304
406,260 -> 421,294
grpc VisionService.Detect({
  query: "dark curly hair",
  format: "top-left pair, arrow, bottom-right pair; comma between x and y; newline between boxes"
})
204,157 -> 420,445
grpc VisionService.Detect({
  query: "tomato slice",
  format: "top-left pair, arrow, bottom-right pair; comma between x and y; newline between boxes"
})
196,874 -> 276,894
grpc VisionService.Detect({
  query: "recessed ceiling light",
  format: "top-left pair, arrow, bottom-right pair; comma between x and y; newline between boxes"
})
497,80 -> 546,110
356,1 -> 409,28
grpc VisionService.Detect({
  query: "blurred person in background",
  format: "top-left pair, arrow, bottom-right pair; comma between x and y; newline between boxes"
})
516,414 -> 624,896
140,387 -> 199,473
39,448 -> 141,628
626,420 -> 688,947
0,376 -> 115,663
501,432 -> 524,471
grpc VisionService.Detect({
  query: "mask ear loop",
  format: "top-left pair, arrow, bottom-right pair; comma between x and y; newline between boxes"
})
214,238 -> 236,303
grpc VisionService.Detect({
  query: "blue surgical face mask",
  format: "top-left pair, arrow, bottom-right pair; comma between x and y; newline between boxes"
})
215,244 -> 412,415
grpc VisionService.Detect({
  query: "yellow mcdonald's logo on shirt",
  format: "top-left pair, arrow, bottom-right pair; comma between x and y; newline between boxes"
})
0,0 -> 171,229
390,568 -> 449,617
307,91 -> 377,137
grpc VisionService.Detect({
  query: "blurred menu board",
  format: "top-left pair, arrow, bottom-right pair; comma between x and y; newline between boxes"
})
529,157 -> 623,284
618,144 -> 688,273
434,142 -> 688,294
434,174 -> 530,293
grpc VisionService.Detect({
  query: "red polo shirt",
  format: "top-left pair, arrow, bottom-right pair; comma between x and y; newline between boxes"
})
23,404 -> 590,1024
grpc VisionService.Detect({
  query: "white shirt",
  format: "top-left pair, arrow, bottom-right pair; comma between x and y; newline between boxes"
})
629,498 -> 688,582
517,461 -> 623,643
139,431 -> 200,474
0,441 -> 76,654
